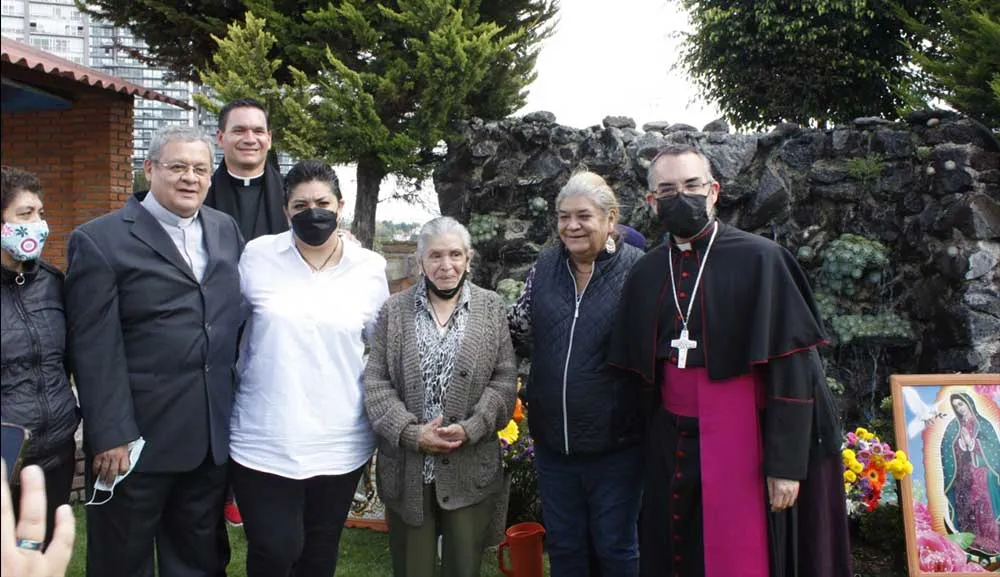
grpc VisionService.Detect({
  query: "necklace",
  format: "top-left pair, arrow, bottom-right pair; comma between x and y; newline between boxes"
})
430,301 -> 456,328
300,237 -> 340,272
667,221 -> 719,369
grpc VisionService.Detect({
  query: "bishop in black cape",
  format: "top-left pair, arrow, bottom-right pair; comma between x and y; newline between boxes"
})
608,221 -> 852,577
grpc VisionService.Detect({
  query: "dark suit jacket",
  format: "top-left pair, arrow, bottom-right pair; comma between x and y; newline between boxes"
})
65,193 -> 245,473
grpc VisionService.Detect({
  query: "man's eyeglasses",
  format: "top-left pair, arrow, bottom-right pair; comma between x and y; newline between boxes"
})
157,162 -> 212,179
653,181 -> 713,199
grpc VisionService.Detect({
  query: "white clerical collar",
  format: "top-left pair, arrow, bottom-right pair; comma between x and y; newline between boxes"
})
141,191 -> 198,228
227,168 -> 265,187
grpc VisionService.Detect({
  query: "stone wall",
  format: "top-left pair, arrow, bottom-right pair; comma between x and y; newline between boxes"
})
434,111 -> 1000,421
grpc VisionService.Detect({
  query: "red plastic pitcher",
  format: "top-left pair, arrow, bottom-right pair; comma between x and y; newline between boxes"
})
497,522 -> 545,577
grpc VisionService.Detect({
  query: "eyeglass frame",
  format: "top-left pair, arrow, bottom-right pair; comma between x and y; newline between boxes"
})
154,161 -> 212,179
651,180 -> 715,199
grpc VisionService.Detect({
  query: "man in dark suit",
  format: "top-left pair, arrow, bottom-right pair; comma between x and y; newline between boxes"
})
66,125 -> 245,577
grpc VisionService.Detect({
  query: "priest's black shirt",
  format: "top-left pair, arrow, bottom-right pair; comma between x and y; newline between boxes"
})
205,159 -> 288,241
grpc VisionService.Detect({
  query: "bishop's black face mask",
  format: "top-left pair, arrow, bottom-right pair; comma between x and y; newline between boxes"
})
425,270 -> 468,300
291,208 -> 338,246
656,193 -> 711,239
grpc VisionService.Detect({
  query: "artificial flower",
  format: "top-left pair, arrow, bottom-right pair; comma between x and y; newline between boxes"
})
512,397 -> 524,424
844,470 -> 857,483
498,420 -> 519,445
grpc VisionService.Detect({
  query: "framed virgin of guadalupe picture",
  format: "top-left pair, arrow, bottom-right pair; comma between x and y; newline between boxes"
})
892,374 -> 1000,575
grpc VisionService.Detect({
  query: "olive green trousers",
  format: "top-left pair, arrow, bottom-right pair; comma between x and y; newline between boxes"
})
387,483 -> 497,577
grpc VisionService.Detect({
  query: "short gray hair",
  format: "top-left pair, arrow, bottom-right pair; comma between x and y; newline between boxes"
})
646,144 -> 715,190
148,124 -> 215,162
555,171 -> 619,216
416,216 -> 472,260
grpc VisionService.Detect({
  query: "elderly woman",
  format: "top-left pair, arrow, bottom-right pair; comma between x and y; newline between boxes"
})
1,167 -> 80,548
364,216 -> 517,577
507,171 -> 645,577
230,160 -> 390,577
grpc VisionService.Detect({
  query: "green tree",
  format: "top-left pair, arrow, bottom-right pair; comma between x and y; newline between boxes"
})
94,1 -> 555,247
677,0 -> 933,129
191,13 -> 312,158
901,0 -> 1000,127
76,0 -> 245,82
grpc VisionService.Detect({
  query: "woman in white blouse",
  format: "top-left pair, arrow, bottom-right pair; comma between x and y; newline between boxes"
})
230,160 -> 390,577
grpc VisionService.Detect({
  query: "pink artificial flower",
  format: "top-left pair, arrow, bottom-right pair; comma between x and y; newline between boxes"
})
914,501 -> 988,572
846,432 -> 858,445
974,385 -> 1000,406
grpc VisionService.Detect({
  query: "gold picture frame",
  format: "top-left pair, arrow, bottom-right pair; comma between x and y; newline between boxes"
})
891,373 -> 1000,576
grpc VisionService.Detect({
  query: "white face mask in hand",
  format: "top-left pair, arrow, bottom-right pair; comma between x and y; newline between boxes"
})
85,437 -> 145,507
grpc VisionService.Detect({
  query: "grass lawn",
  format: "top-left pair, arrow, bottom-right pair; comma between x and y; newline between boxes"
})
66,506 -> 545,576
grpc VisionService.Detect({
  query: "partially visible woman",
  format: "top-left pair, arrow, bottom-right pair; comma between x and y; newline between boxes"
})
229,160 -> 391,577
0,166 -> 80,547
365,216 -> 517,577
507,171 -> 645,577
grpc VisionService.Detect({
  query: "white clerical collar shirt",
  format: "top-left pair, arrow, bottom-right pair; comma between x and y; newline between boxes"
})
140,190 -> 207,282
231,231 -> 391,478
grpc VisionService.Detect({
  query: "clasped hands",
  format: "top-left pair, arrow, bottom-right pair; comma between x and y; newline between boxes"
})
417,415 -> 467,454
766,476 -> 800,512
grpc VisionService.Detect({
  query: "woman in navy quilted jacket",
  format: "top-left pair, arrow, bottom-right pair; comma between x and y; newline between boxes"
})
507,170 -> 644,577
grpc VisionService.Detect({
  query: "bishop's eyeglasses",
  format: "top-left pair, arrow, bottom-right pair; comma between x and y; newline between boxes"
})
653,180 -> 713,199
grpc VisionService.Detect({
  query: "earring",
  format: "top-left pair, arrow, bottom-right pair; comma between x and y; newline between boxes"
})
605,236 -> 616,254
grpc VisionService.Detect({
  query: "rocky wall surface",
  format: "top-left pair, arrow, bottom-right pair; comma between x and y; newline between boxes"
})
433,111 -> 1000,420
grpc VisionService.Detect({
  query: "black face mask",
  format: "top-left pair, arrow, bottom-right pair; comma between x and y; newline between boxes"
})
290,208 -> 338,246
425,270 -> 468,300
656,193 -> 712,239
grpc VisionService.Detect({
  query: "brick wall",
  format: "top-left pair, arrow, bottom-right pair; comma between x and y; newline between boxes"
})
3,69 -> 136,501
1,67 -> 134,270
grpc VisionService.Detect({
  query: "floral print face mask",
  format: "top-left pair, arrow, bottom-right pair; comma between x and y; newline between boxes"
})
1,220 -> 49,262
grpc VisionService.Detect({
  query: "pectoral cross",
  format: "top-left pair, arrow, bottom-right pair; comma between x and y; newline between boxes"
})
670,329 -> 698,369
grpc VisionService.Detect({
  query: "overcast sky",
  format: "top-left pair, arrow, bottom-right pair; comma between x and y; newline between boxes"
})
338,0 -> 721,224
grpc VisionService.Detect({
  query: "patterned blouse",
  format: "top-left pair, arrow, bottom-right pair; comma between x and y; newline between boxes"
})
414,282 -> 471,483
506,266 -> 535,347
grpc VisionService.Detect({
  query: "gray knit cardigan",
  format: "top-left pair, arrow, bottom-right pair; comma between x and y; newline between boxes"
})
363,282 -> 517,526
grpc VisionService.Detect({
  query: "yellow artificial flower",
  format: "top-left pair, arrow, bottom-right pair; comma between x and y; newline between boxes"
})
886,457 -> 914,480
855,427 -> 870,438
871,455 -> 885,467
844,470 -> 858,483
498,420 -> 519,445
842,449 -> 856,461
850,460 -> 864,474
895,450 -> 908,462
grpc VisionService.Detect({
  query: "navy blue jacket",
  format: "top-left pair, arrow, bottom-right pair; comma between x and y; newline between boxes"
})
524,242 -> 643,455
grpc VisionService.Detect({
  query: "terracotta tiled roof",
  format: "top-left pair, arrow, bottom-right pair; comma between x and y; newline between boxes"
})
1,36 -> 190,109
